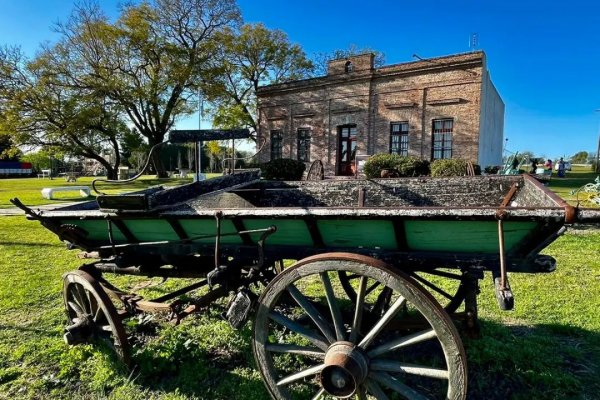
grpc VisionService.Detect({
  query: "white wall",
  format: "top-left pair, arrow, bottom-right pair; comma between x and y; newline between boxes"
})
478,68 -> 505,167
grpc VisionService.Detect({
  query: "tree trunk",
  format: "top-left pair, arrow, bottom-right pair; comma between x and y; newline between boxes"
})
148,134 -> 168,178
151,151 -> 167,178
106,166 -> 118,180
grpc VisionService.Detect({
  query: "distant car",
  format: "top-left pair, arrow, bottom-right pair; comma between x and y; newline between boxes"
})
554,161 -> 572,171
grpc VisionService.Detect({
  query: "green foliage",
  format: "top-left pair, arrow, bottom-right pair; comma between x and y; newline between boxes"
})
0,134 -> 20,160
20,150 -> 66,173
484,165 -> 500,174
260,158 -> 305,180
120,128 -> 148,163
363,153 -> 430,178
430,159 -> 470,177
570,151 -> 589,164
206,23 -> 314,134
313,44 -> 386,76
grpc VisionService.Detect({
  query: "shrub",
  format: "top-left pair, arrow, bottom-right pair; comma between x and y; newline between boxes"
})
363,154 -> 430,179
260,158 -> 306,180
430,159 -> 480,177
484,165 -> 500,175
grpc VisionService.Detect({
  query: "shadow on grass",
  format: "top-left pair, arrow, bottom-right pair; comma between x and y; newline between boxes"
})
0,324 -> 57,337
465,319 -> 600,400
86,317 -> 599,400
0,241 -> 64,247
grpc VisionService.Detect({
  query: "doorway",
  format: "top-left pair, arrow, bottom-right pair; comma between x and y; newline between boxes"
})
337,125 -> 357,175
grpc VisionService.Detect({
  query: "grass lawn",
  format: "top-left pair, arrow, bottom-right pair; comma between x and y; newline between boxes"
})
0,169 -> 598,399
547,165 -> 600,207
0,174 -> 221,209
0,218 -> 598,399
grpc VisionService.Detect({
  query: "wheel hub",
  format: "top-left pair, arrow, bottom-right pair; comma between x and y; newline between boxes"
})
63,317 -> 93,345
320,341 -> 369,398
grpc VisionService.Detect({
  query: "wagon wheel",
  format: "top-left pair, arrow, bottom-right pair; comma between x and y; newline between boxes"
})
253,253 -> 467,400
62,270 -> 130,365
338,268 -> 467,314
306,160 -> 325,181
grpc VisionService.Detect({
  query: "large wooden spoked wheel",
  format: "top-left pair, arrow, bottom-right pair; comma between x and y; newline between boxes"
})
253,253 -> 467,400
338,268 -> 467,314
62,270 -> 130,364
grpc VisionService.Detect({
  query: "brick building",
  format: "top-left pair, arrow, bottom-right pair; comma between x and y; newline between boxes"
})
256,51 -> 504,176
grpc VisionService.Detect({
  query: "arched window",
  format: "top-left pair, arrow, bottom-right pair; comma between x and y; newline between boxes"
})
344,61 -> 353,73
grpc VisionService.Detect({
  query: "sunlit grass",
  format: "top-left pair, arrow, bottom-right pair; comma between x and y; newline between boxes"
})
0,174 -> 221,208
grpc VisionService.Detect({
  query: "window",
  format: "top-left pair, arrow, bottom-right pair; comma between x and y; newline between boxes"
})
270,130 -> 283,160
390,122 -> 409,156
297,128 -> 311,162
344,61 -> 354,73
432,119 -> 453,160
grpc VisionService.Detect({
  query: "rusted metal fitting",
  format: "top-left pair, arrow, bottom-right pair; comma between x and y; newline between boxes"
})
320,341 -> 369,398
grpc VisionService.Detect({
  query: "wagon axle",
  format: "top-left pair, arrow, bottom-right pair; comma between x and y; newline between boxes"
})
63,318 -> 93,346
320,341 -> 369,398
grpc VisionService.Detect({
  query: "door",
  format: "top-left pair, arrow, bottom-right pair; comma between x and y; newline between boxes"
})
337,125 -> 357,175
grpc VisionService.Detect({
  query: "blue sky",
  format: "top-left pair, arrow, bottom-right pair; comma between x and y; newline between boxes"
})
1,0 -> 599,160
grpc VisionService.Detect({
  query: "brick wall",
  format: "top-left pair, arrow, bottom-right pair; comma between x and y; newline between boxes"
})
257,51 -> 503,175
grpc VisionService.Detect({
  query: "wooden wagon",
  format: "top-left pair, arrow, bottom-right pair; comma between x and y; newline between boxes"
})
12,170 -> 600,400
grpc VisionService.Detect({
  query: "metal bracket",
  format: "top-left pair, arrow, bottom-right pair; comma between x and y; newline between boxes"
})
495,218 -> 515,311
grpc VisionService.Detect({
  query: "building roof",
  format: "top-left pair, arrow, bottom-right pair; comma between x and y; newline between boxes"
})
257,51 -> 486,95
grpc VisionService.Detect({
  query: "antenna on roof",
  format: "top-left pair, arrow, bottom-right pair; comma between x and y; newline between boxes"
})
469,33 -> 479,51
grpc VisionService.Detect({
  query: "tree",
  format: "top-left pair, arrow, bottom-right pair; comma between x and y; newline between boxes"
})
312,44 -> 386,76
0,133 -> 20,161
0,46 -> 126,179
205,140 -> 223,172
570,151 -> 589,164
50,0 -> 240,177
120,128 -> 149,168
205,23 -> 313,135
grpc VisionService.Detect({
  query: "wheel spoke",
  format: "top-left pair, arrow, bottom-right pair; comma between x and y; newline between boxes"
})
76,285 -> 90,314
358,295 -> 406,350
367,329 -> 436,358
265,343 -> 325,359
350,275 -> 368,343
269,311 -> 329,351
67,300 -> 84,316
311,388 -> 325,400
411,274 -> 454,300
320,272 -> 345,341
365,380 -> 390,400
70,286 -> 88,315
93,304 -> 103,322
366,281 -> 381,295
370,360 -> 449,380
276,363 -> 326,386
357,385 -> 367,400
416,269 -> 463,280
372,287 -> 393,316
287,284 -> 336,343
369,371 -> 429,400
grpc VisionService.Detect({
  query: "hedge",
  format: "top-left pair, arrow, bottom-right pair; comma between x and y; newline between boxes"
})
260,158 -> 306,180
430,159 -> 481,177
363,154 -> 430,179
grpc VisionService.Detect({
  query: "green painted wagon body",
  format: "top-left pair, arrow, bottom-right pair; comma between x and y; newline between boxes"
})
25,170 -> 590,273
